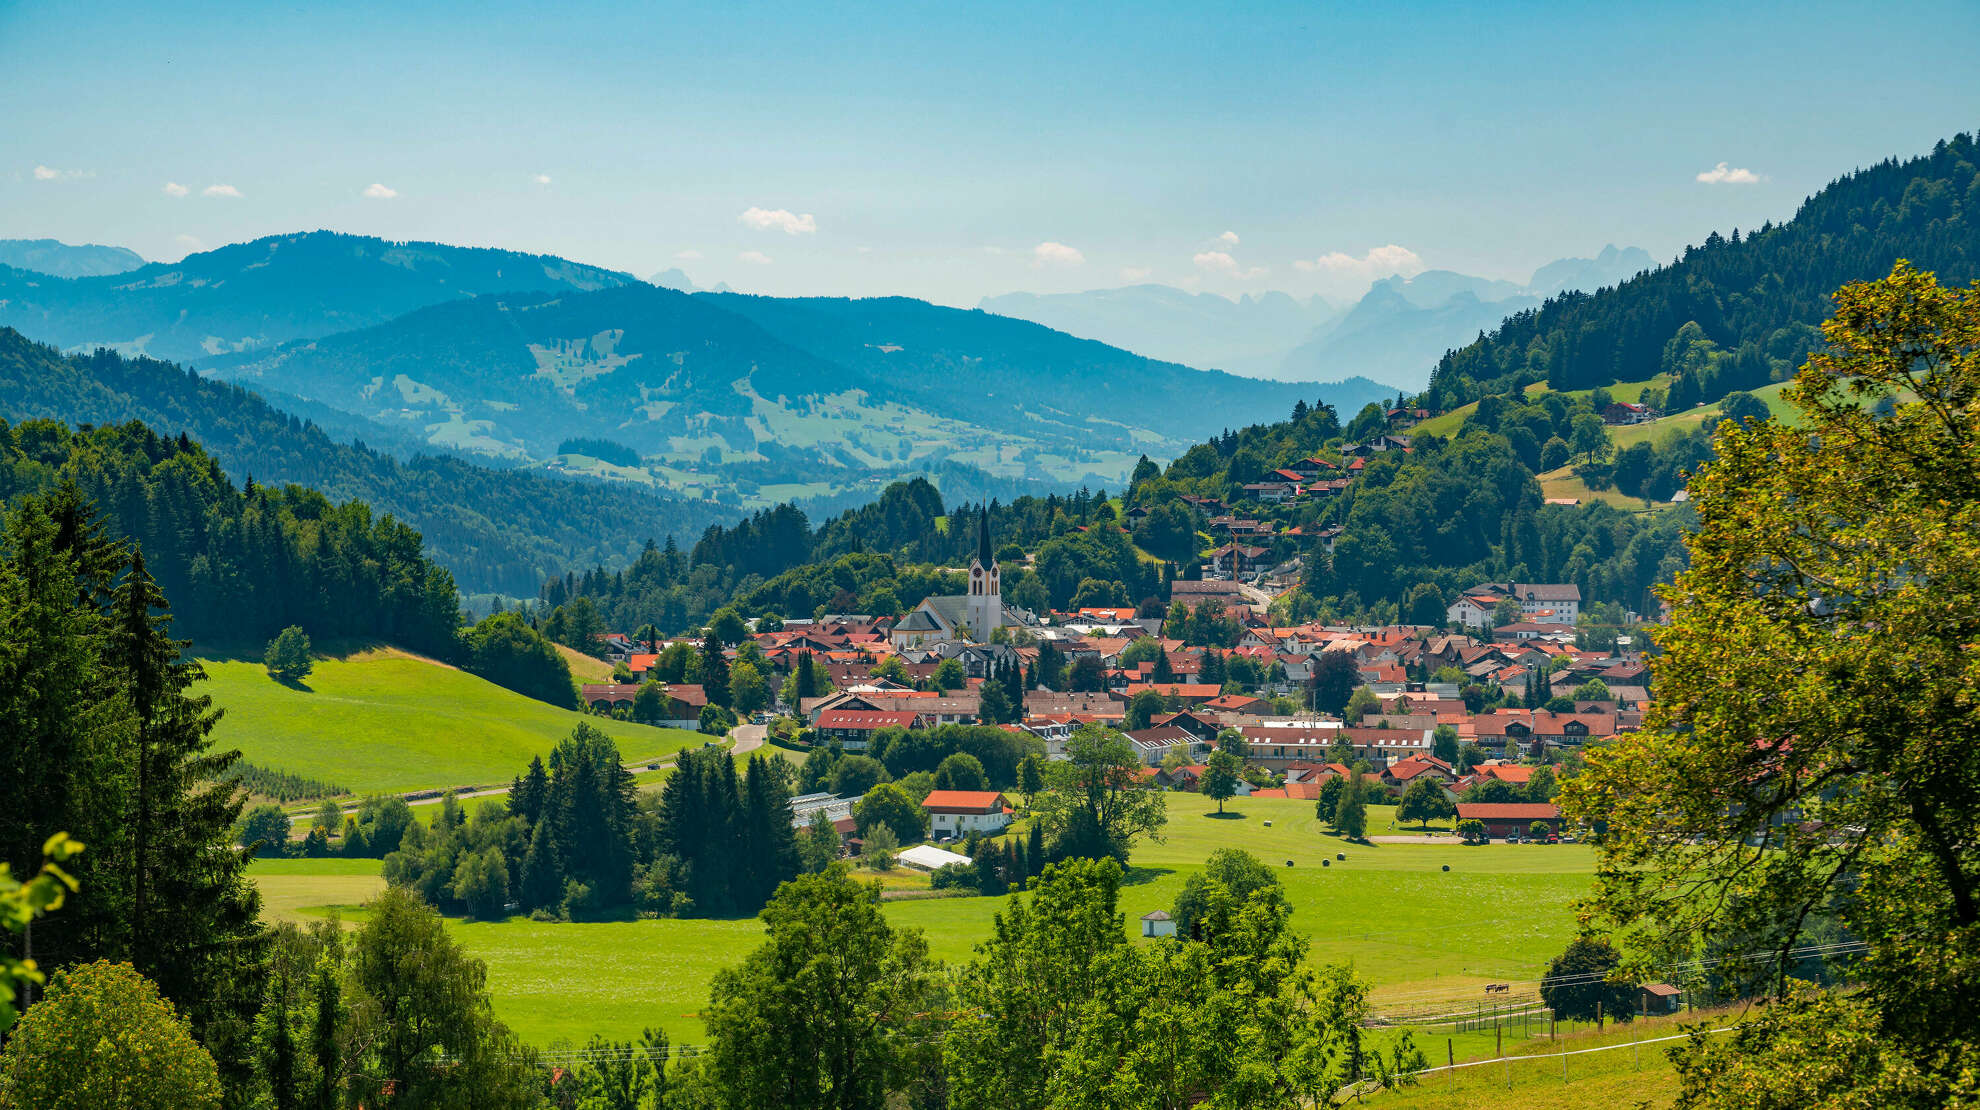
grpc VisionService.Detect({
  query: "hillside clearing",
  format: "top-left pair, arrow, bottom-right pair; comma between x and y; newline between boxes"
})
202,646 -> 704,796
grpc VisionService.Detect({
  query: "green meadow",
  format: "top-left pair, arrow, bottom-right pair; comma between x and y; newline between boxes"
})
251,794 -> 1598,1048
201,647 -> 704,796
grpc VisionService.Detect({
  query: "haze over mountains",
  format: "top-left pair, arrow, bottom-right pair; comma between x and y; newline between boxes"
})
0,238 -> 148,279
981,245 -> 1654,388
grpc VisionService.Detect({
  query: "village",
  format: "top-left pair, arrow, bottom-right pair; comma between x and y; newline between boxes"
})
576,508 -> 1638,864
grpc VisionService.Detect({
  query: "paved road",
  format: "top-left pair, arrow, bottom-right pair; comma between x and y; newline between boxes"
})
730,722 -> 767,756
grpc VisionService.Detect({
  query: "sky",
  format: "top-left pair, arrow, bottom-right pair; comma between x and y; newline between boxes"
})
5,0 -> 1980,307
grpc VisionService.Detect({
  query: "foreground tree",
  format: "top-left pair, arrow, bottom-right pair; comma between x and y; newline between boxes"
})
704,868 -> 940,1109
1563,263 -> 1980,1107
0,960 -> 222,1110
1332,769 -> 1368,840
1202,748 -> 1241,814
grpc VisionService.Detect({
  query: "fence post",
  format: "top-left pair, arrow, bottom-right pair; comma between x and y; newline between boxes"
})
1447,1038 -> 1454,1090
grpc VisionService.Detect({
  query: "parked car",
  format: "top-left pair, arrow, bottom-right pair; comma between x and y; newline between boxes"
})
1545,833 -> 1561,844
1504,834 -> 1521,844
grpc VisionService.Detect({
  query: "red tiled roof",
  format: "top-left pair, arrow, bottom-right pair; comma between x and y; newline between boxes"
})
919,790 -> 1009,812
1455,803 -> 1561,820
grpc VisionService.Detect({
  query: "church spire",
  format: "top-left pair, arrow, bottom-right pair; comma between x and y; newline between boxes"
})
976,506 -> 993,569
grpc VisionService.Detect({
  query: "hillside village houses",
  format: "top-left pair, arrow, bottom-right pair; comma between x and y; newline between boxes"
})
582,488 -> 1643,847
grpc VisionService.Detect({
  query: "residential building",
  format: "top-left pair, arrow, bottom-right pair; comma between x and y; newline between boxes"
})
921,790 -> 1013,836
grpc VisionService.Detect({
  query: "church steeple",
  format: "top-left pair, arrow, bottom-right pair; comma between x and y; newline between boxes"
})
965,505 -> 1002,640
976,507 -> 993,570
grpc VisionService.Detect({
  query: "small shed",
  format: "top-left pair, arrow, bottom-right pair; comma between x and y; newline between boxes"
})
1141,910 -> 1176,938
1640,983 -> 1683,1015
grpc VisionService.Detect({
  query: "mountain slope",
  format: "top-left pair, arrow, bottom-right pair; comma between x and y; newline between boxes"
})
0,238 -> 146,278
1427,136 -> 1980,408
204,281 -> 1396,505
0,230 -> 636,364
1277,283 -> 1540,387
0,327 -> 726,596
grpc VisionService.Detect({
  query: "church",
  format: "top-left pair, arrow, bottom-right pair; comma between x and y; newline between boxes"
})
890,509 -> 1018,649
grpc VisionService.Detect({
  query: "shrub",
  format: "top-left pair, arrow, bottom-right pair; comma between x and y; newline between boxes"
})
1457,818 -> 1488,845
930,862 -> 979,890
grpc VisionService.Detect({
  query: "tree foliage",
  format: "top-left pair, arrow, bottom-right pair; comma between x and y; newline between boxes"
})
0,960 -> 222,1110
1564,262 -> 1980,1106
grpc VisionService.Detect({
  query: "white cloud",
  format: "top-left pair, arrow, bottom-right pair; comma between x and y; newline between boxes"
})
1696,161 -> 1762,185
1217,230 -> 1240,246
1291,243 -> 1423,278
532,173 -> 552,185
674,248 -> 704,260
1119,265 -> 1152,282
1193,250 -> 1266,280
32,165 -> 90,182
739,206 -> 817,235
162,181 -> 190,197
203,184 -> 243,198
738,250 -> 773,265
362,183 -> 398,200
1031,241 -> 1085,267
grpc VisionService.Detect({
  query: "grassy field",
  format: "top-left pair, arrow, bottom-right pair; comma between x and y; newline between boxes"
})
201,646 -> 705,796
250,794 -> 1599,1047
1537,468 -> 1657,511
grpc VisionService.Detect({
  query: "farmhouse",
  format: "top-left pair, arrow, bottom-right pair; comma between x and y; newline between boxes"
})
920,790 -> 1013,836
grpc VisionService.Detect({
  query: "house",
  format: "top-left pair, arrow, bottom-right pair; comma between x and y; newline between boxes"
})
1141,910 -> 1176,938
1454,582 -> 1583,628
813,709 -> 923,750
1123,725 -> 1203,766
1455,802 -> 1562,838
1383,756 -> 1455,788
1207,543 -> 1271,575
920,790 -> 1013,836
1240,481 -> 1298,504
1603,401 -> 1660,426
581,683 -> 641,713
1446,593 -> 1503,630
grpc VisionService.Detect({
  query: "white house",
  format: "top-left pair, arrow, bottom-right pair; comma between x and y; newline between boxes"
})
920,790 -> 1013,837
1141,910 -> 1176,938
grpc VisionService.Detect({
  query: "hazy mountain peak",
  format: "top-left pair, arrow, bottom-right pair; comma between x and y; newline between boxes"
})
0,238 -> 146,278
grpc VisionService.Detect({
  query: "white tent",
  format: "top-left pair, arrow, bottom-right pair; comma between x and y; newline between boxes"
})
897,844 -> 973,871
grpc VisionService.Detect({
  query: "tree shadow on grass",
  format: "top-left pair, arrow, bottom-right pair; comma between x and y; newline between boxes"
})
1119,865 -> 1175,889
270,674 -> 315,693
1202,810 -> 1247,820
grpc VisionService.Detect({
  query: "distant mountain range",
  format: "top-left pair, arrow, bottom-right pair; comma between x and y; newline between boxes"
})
0,238 -> 147,278
979,245 -> 1655,389
0,231 -> 1395,513
0,230 -> 635,364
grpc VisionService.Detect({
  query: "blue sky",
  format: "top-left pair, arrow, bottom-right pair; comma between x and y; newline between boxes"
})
5,0 -> 1979,305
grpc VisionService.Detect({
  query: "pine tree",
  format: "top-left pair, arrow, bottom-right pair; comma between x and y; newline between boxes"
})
519,819 -> 563,912
1027,822 -> 1046,875
109,549 -> 258,1023
977,674 -> 1014,725
700,634 -> 731,707
509,755 -> 549,825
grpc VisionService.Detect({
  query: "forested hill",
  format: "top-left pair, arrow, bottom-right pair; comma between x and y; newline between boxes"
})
1425,134 -> 1980,411
0,328 -> 728,596
0,230 -> 635,365
0,417 -> 461,653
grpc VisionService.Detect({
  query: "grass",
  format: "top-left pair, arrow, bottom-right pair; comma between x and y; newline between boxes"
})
1358,1006 -> 1733,1110
250,795 -> 1601,1046
201,646 -> 705,796
248,858 -> 386,927
1537,468 -> 1656,512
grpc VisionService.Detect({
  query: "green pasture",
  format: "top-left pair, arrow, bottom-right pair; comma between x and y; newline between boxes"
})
250,794 -> 1599,1047
200,647 -> 704,796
